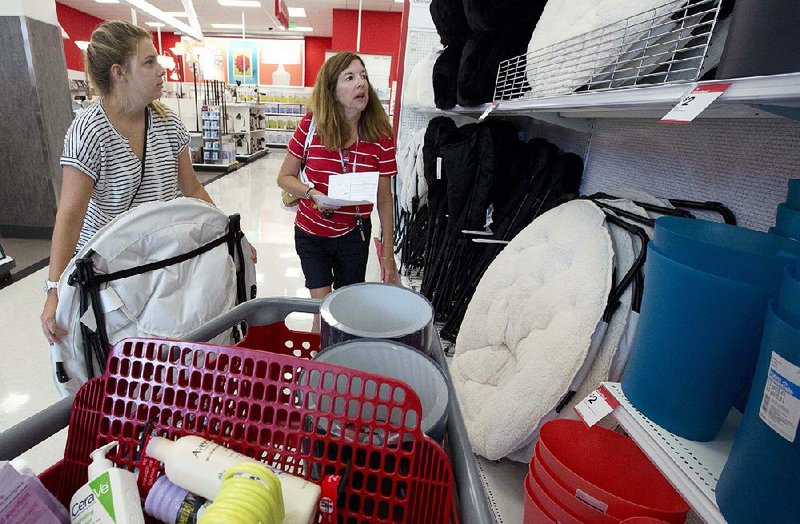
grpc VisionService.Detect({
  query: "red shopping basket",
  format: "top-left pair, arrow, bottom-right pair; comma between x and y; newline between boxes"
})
46,337 -> 453,523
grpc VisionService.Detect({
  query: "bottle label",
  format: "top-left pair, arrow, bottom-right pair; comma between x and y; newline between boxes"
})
175,493 -> 208,524
759,351 -> 800,442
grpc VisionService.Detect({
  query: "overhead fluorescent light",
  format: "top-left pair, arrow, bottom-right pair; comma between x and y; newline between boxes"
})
288,7 -> 306,17
157,55 -> 176,69
394,0 -> 403,3
211,23 -> 244,29
119,0 -> 203,40
75,40 -> 90,50
163,11 -> 188,17
217,0 -> 261,7
145,22 -> 165,27
292,26 -> 313,32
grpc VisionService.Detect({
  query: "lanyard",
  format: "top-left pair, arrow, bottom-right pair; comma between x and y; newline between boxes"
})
338,137 -> 358,174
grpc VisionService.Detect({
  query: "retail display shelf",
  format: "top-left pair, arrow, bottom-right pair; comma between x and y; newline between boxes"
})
264,112 -> 305,117
604,382 -> 739,524
441,73 -> 800,121
236,148 -> 270,163
265,143 -> 289,148
192,161 -> 241,173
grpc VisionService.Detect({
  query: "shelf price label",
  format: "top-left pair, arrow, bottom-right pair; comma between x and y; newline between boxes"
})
661,82 -> 732,124
574,385 -> 620,427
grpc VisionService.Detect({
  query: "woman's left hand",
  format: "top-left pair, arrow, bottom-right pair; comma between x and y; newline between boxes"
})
380,256 -> 400,284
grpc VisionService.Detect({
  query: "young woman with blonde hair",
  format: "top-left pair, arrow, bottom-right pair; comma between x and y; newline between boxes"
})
41,20 -> 215,344
277,52 -> 399,307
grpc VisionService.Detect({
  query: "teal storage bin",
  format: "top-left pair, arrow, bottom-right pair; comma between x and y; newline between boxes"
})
777,264 -> 800,329
622,243 -> 771,441
653,216 -> 800,296
787,179 -> 800,210
775,203 -> 800,241
716,303 -> 800,523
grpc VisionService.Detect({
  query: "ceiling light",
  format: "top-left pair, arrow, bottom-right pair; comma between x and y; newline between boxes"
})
75,41 -> 90,50
163,11 -> 188,17
157,55 -> 176,69
394,0 -> 403,3
211,23 -> 244,29
145,22 -> 165,27
217,0 -> 261,7
288,7 -> 306,17
119,0 -> 203,40
292,26 -> 313,32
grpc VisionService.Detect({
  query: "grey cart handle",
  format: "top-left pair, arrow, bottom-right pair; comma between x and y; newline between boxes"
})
0,396 -> 73,461
183,297 -> 322,342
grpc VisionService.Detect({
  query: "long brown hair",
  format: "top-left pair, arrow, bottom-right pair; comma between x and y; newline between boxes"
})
85,20 -> 167,118
310,52 -> 393,151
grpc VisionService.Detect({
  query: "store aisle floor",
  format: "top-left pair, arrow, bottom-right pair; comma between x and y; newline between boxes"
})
0,151 -> 384,472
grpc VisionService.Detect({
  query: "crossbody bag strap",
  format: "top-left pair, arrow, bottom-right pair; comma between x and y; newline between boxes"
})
299,116 -> 315,185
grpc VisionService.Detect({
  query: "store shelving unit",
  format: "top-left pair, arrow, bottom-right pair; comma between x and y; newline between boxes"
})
442,73 -> 800,125
262,101 -> 306,147
604,383 -> 739,524
197,105 -> 237,172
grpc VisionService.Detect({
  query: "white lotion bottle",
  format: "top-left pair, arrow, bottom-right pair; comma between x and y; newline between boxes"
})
146,435 -> 320,524
69,441 -> 144,524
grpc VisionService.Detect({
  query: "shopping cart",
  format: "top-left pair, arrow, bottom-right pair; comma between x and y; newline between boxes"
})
0,297 -> 493,524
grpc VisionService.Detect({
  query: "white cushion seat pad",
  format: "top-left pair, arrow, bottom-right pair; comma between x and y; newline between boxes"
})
452,200 -> 613,460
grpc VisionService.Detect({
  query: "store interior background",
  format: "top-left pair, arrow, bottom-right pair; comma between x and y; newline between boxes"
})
0,0 -> 405,283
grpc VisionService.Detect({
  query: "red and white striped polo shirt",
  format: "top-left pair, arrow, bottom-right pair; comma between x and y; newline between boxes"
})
287,112 -> 397,237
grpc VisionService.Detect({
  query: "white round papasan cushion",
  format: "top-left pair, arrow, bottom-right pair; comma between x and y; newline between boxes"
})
451,200 -> 613,460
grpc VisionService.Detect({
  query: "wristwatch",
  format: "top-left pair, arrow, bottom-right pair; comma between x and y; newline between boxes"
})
305,186 -> 313,198
44,279 -> 58,292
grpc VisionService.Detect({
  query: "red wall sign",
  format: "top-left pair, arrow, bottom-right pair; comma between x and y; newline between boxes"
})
275,0 -> 289,29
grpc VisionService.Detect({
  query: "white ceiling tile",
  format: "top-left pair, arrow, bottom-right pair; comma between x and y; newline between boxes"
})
57,0 -> 401,39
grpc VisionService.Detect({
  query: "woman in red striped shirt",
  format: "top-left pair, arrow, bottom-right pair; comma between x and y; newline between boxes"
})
277,52 -> 400,305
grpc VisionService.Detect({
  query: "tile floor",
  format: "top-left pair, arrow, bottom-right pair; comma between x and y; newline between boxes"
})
0,151 -> 384,472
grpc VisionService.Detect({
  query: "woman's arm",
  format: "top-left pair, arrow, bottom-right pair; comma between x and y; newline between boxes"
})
276,153 -> 314,196
177,149 -> 214,204
41,166 -> 94,344
376,176 -> 399,284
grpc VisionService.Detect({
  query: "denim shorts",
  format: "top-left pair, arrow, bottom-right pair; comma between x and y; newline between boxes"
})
294,218 -> 371,290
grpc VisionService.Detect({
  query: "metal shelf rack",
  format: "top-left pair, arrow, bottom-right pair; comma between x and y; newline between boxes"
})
604,382 -> 739,524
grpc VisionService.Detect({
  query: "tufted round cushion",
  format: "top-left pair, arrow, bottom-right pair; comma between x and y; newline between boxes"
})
452,200 -> 613,460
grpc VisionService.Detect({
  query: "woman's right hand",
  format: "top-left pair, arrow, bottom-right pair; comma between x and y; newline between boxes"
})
41,291 -> 67,345
308,189 -> 340,213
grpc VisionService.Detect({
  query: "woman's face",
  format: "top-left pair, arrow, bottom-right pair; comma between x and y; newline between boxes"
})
334,59 -> 369,118
122,38 -> 165,104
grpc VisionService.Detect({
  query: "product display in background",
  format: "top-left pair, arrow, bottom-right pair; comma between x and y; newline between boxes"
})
622,217 -> 800,441
429,0 -> 547,107
398,117 -> 584,341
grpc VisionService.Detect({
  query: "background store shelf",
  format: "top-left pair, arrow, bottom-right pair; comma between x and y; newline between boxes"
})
440,73 -> 800,123
604,382 -> 738,524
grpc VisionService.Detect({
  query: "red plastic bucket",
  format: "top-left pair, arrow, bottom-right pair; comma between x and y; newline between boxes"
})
538,420 -> 689,522
531,443 -> 619,524
529,460 -> 583,524
524,474 -> 556,523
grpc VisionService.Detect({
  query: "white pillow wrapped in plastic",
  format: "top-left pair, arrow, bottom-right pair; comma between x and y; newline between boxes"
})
50,198 -> 255,396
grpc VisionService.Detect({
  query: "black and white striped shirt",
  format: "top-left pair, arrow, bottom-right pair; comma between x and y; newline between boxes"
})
60,101 -> 190,250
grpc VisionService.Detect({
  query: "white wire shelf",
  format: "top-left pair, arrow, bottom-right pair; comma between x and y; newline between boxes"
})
442,73 -> 800,122
604,382 -> 738,524
495,0 -> 723,102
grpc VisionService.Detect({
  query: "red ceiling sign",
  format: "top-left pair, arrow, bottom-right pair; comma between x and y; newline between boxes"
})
275,0 -> 289,28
